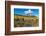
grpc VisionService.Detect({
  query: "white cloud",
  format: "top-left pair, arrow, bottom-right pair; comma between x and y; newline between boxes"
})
24,9 -> 33,15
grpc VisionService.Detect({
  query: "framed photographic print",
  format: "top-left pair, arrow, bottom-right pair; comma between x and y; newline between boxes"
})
5,1 -> 45,35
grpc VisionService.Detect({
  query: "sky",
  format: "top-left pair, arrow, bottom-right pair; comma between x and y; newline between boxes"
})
14,8 -> 39,16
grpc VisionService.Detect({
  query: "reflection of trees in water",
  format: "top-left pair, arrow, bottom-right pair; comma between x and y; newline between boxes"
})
14,17 -> 39,27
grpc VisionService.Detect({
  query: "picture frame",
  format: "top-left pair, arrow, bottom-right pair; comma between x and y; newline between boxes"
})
5,1 -> 45,35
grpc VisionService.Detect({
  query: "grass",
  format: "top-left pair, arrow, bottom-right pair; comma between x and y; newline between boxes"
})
14,14 -> 39,27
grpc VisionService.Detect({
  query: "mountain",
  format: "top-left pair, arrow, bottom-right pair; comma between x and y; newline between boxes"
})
14,14 -> 37,17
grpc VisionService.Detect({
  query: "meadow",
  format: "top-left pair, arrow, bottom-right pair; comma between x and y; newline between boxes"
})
14,14 -> 39,27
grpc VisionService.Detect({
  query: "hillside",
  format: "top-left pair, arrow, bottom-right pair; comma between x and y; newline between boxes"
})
14,14 -> 38,19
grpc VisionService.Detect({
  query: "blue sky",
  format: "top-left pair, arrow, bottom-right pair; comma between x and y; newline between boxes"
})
14,8 -> 39,16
